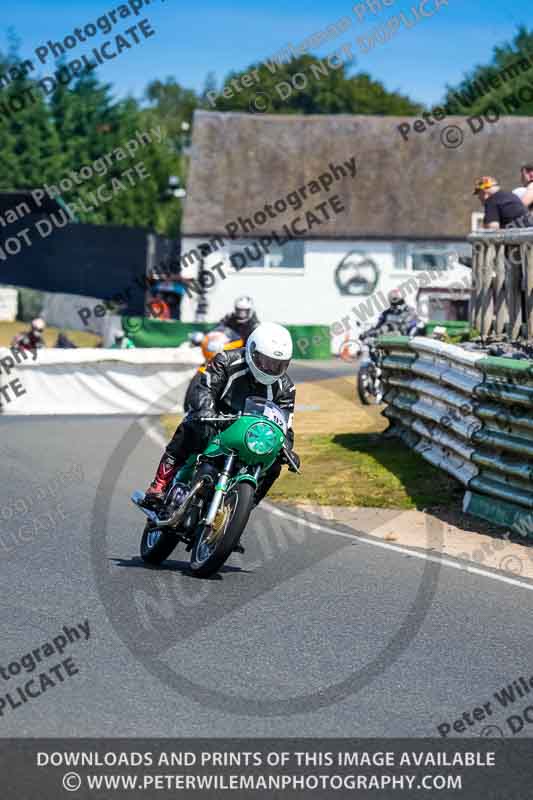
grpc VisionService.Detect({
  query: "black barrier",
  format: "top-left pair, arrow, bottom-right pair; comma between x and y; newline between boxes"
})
0,219 -> 176,316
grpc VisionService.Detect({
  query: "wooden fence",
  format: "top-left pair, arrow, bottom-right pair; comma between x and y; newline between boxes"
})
468,229 -> 533,339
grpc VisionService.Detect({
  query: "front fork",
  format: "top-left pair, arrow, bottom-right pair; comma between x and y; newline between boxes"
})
203,457 -> 262,526
204,454 -> 235,526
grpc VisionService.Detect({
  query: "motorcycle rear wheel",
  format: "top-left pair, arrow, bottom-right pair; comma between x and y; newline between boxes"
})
190,482 -> 254,578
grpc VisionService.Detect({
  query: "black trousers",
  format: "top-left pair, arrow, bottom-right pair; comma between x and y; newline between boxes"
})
165,418 -> 211,462
165,418 -> 281,503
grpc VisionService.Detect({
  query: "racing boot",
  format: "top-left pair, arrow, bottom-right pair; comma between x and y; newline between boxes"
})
141,452 -> 178,511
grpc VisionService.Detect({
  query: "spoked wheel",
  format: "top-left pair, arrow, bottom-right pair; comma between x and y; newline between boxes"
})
140,522 -> 178,565
190,482 -> 255,578
357,367 -> 383,405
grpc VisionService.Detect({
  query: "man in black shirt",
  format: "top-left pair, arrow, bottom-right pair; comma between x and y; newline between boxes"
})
473,176 -> 532,229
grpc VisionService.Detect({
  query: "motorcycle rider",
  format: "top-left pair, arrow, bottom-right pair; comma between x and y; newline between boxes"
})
218,296 -> 259,343
142,322 -> 300,511
363,290 -> 419,338
11,318 -> 46,353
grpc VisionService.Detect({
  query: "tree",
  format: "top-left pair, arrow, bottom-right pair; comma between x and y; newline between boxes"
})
144,77 -> 197,152
442,25 -> 533,116
210,54 -> 421,115
0,63 -> 63,189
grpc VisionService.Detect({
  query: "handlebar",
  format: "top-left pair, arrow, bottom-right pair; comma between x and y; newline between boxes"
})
199,414 -> 241,423
282,444 -> 301,474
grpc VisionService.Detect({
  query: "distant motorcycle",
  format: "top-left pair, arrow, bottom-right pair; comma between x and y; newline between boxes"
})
357,334 -> 383,405
132,397 -> 299,578
356,320 -> 424,405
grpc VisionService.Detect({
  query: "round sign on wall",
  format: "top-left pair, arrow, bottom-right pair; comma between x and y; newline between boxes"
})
335,251 -> 379,296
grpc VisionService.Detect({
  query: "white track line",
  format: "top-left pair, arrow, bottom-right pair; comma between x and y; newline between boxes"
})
263,502 -> 533,593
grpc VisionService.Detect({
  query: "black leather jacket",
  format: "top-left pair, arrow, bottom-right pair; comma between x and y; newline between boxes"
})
190,348 -> 296,446
365,302 -> 418,337
219,312 -> 259,343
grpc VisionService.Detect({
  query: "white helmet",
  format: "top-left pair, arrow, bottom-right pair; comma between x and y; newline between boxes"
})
31,317 -> 45,339
245,322 -> 292,386
234,295 -> 254,322
31,317 -> 45,332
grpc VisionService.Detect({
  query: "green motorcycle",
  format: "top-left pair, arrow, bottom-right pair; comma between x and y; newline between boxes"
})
132,396 -> 299,578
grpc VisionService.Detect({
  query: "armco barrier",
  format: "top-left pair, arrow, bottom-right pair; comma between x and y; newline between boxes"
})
122,317 -> 332,359
378,335 -> 533,537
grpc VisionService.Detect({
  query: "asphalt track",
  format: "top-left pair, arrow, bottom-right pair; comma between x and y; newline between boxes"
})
1,361 -> 533,738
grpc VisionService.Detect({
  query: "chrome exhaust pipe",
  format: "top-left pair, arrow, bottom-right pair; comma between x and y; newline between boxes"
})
131,478 -> 207,528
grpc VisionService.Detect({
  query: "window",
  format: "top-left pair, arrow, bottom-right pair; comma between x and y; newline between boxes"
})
409,243 -> 471,271
227,239 -> 304,271
412,251 -> 450,271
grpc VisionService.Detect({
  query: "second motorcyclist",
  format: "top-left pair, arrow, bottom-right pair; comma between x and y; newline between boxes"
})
218,296 -> 259,343
364,290 -> 420,338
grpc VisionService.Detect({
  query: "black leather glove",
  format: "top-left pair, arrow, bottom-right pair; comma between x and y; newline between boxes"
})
185,409 -> 217,441
187,405 -> 214,423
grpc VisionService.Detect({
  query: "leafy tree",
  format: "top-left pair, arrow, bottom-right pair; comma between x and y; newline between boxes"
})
74,100 -> 183,236
199,71 -> 218,108
0,36 -> 184,236
442,25 -> 533,116
0,65 -> 63,188
211,54 -> 421,115
144,77 -> 197,152
51,71 -> 120,168
0,54 -> 23,189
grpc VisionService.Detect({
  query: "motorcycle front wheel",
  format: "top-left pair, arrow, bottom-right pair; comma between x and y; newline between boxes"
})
140,522 -> 179,565
357,367 -> 382,405
190,482 -> 254,578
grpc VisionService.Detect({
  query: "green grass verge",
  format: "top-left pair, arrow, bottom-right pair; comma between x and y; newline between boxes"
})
269,431 -> 462,509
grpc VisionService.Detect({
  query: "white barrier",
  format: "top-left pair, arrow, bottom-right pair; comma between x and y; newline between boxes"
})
0,289 -> 18,322
0,346 -> 203,416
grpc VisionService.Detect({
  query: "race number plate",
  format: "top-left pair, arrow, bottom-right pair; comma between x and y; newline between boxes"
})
263,405 -> 287,432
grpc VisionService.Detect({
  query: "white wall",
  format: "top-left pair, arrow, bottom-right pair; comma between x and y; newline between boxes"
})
180,236 -> 472,333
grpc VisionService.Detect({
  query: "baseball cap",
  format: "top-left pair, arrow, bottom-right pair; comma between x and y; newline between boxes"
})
473,176 -> 498,195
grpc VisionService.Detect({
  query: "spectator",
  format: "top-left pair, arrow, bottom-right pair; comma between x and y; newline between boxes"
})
147,294 -> 171,320
473,176 -> 532,230
148,259 -> 188,321
516,164 -> 533,210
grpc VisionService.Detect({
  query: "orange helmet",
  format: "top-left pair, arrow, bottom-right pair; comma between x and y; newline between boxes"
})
473,176 -> 498,195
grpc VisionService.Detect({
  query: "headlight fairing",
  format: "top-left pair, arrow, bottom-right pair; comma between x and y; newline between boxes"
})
245,422 -> 278,455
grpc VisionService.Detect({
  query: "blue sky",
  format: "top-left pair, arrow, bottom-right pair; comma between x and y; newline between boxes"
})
3,0 -> 532,107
